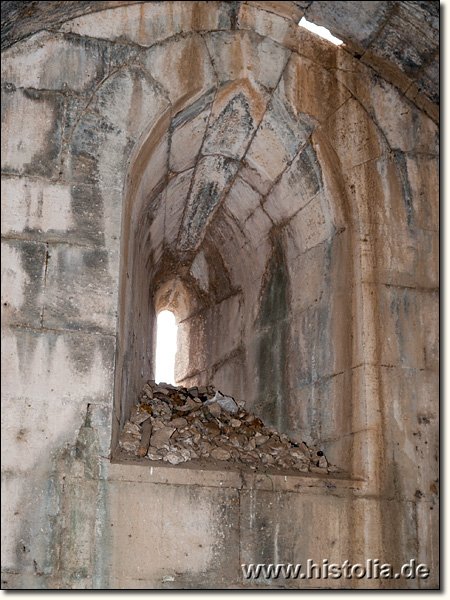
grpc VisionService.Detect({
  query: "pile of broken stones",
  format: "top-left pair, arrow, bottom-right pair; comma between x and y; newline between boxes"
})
119,382 -> 338,474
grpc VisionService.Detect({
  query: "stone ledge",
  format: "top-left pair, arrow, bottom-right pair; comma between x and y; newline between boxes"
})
108,449 -> 364,493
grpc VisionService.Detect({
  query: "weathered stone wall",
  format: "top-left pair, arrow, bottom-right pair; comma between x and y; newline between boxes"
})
1,1 -> 438,589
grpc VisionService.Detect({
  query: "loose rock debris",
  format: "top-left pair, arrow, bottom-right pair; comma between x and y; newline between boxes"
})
119,381 -> 339,474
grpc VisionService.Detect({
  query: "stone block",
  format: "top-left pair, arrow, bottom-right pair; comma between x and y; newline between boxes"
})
288,299 -> 345,385
224,177 -> 262,224
208,294 -> 244,365
351,497 -> 422,590
1,176 -> 112,248
1,472 -> 61,576
190,250 -> 209,293
238,235 -> 273,289
380,500 -> 421,589
277,52 -> 351,123
107,481 -> 240,587
421,291 -> 439,372
284,22 -> 339,70
142,189 -> 165,264
175,315 -> 207,381
57,479 -> 105,589
321,430 -> 384,482
164,169 -> 194,249
203,82 -> 268,161
204,31 -> 290,91
140,35 -> 215,111
404,80 -> 439,123
132,133 -> 170,220
2,327 -> 115,409
63,109 -> 133,189
58,2 -> 233,46
239,4 -> 339,73
378,286 -> 432,370
108,43 -> 143,74
367,2 -> 438,80
1,394 -> 87,474
1,176 -> 74,240
245,92 -> 316,191
324,98 -> 383,172
415,55 -> 439,105
241,206 -> 273,250
240,490 -> 351,588
336,67 -> 438,155
175,290 -> 244,382
283,234 -> 327,314
286,366 -> 377,447
1,31 -> 108,95
370,83 -> 438,155
417,499 -> 439,589
1,239 -> 46,328
239,161 -> 273,196
178,155 -> 240,252
380,366 -> 438,502
93,65 -> 170,141
345,156 -> 411,228
403,155 -> 439,232
1,572 -> 53,590
209,352 -> 247,404
89,403 -> 113,459
372,224 -> 438,290
1,88 -> 62,179
238,4 -> 293,47
170,100 -> 212,173
306,1 -> 393,49
43,244 -> 118,335
263,142 -> 323,225
289,193 -> 333,251
203,209 -> 250,289
244,2 -> 306,23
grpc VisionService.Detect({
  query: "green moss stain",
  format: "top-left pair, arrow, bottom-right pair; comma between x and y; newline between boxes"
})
256,236 -> 288,432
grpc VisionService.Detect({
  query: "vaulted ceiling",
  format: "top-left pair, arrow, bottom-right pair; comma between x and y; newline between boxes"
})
1,1 -> 439,111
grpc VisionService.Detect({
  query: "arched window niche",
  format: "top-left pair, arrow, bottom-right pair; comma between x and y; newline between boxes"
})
113,95 -> 358,477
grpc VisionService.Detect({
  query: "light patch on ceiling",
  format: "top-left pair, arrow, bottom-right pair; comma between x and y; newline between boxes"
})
299,17 -> 344,46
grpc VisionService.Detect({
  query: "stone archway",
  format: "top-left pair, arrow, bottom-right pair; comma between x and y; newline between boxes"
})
113,32 -> 360,477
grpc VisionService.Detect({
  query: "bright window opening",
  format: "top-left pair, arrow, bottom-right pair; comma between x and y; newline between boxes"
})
299,17 -> 343,45
155,310 -> 177,384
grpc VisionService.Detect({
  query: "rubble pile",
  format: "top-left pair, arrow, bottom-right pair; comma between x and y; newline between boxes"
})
119,381 -> 338,474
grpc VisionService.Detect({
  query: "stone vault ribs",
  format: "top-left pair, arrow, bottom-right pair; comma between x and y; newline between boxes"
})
118,381 -> 338,474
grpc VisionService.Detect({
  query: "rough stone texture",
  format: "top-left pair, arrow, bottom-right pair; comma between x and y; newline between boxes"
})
1,1 -> 439,591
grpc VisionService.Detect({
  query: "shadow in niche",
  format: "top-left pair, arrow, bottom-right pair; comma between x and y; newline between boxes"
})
255,235 -> 288,433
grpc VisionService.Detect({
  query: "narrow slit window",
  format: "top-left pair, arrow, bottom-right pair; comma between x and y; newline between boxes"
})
155,310 -> 177,384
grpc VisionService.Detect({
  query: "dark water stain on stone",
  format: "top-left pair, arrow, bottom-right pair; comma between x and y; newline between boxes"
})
3,88 -> 62,179
68,184 -> 105,247
288,142 -> 323,197
256,235 -> 288,432
179,155 -> 239,251
204,92 -> 254,158
171,87 -> 216,130
17,240 -> 47,325
264,92 -> 316,160
65,330 -> 115,376
394,151 -> 414,228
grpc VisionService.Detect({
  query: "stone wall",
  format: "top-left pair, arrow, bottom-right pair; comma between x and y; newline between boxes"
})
1,1 -> 438,589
